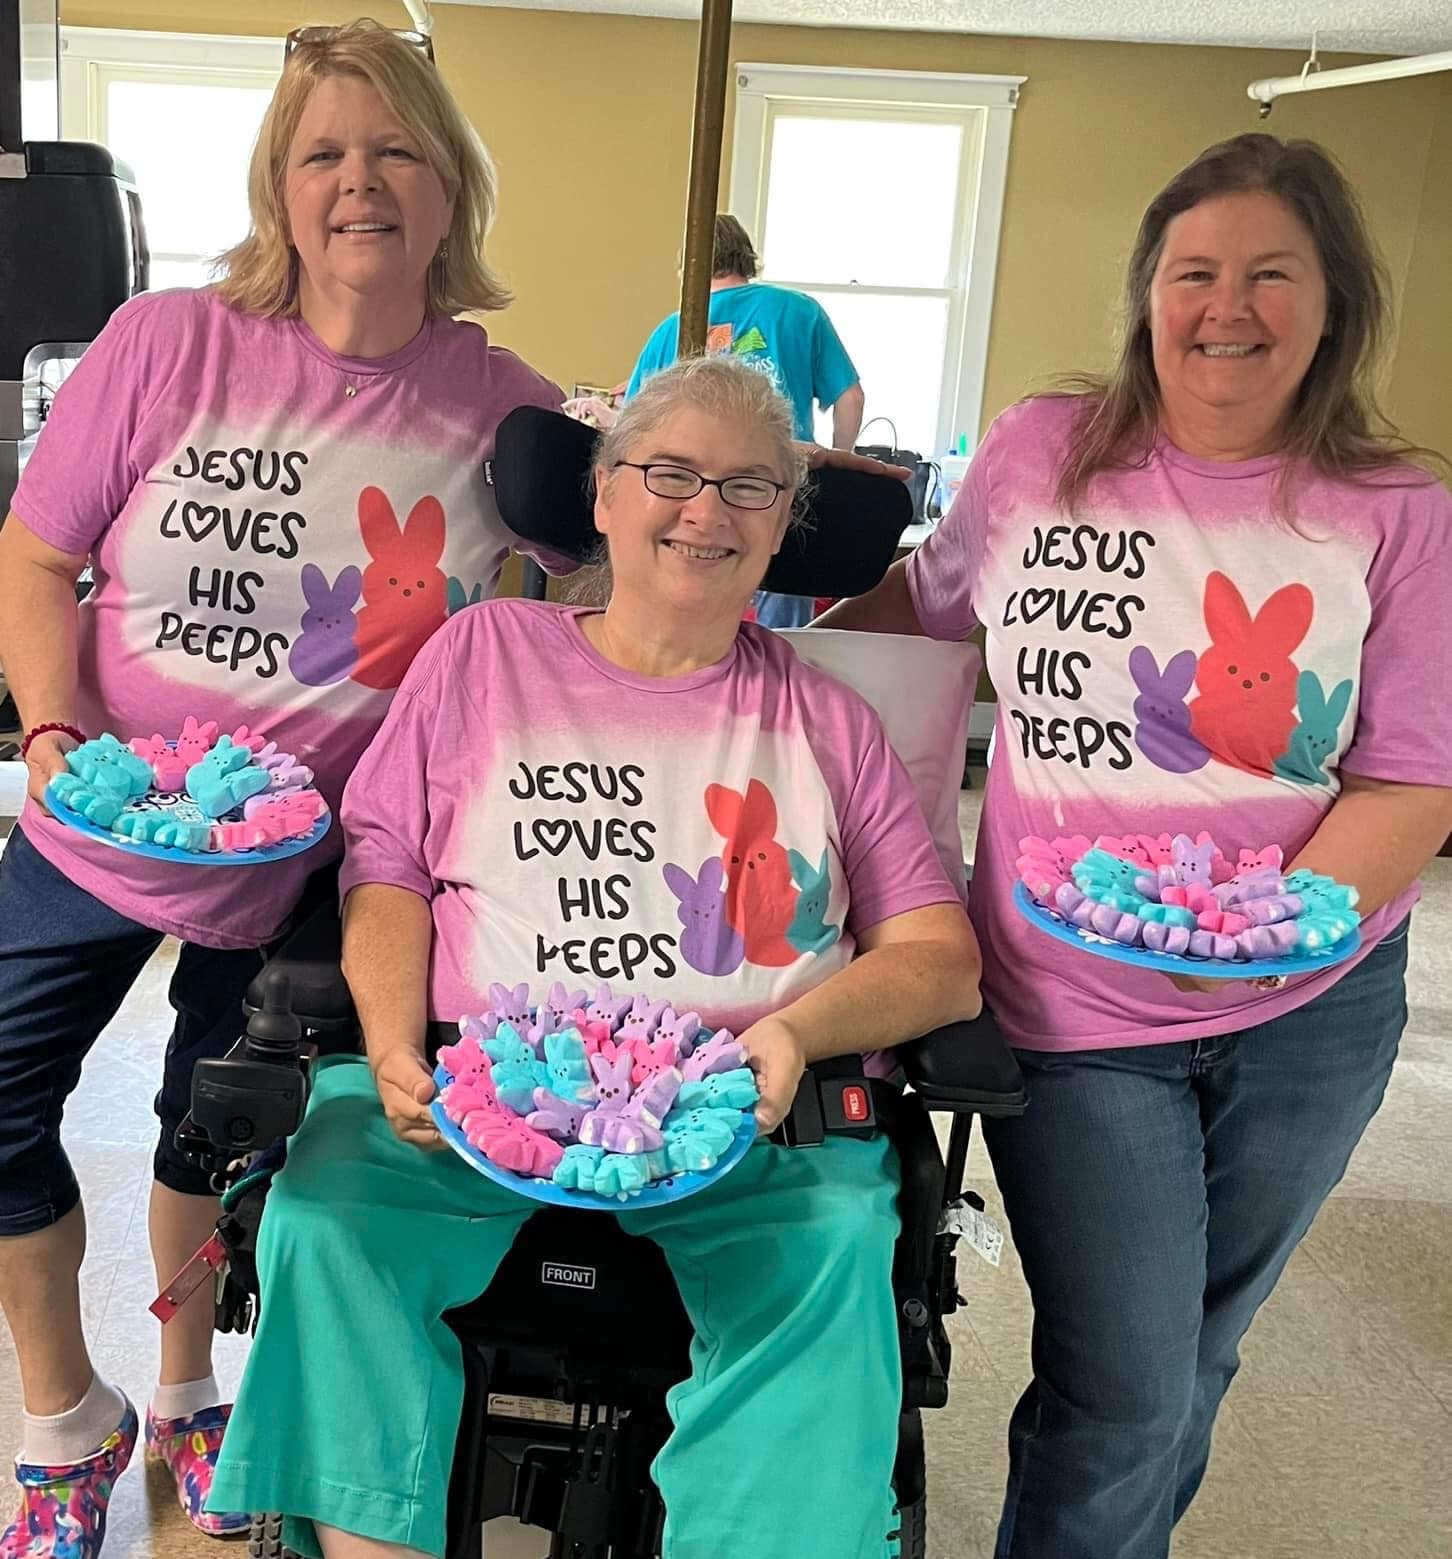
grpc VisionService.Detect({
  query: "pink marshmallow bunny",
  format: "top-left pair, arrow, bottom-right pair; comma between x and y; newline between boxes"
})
1016,834 -> 1095,904
175,716 -> 219,766
128,733 -> 187,792
626,1036 -> 682,1087
468,1113 -> 564,1178
1237,845 -> 1284,875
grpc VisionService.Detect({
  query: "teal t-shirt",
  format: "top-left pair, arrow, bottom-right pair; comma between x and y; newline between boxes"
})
626,283 -> 858,441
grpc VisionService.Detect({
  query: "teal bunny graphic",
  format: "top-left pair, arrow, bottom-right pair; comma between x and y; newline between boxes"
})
785,848 -> 841,956
1273,671 -> 1353,786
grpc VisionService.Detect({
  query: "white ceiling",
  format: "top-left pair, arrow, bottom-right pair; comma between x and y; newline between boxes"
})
433,0 -> 1452,56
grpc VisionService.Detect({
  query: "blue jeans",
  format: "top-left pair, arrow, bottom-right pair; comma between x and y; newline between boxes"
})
751,590 -> 815,629
982,919 -> 1411,1559
0,825 -> 265,1232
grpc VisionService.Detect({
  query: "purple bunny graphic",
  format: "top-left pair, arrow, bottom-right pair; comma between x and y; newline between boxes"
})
288,563 -> 362,687
663,857 -> 746,977
1128,647 -> 1210,774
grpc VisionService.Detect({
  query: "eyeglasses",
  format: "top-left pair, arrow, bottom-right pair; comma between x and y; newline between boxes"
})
614,462 -> 787,512
285,26 -> 436,63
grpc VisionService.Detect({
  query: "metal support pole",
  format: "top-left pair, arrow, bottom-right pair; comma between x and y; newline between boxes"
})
676,0 -> 734,358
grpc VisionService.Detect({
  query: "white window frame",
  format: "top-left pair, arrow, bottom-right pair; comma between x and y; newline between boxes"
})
729,63 -> 1023,457
59,28 -> 282,282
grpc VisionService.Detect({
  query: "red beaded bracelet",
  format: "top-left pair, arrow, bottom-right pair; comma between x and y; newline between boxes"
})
19,722 -> 87,760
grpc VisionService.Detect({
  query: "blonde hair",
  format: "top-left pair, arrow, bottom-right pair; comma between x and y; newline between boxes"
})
1051,133 -> 1446,512
214,17 -> 510,317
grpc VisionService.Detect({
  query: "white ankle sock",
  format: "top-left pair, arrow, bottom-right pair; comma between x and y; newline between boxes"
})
149,1373 -> 223,1422
20,1375 -> 129,1467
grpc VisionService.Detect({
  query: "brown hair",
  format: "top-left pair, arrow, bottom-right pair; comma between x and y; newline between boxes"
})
214,18 -> 510,317
712,214 -> 759,280
1052,133 -> 1445,510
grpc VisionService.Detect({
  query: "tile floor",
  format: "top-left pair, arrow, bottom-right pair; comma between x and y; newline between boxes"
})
1,787 -> 1449,1557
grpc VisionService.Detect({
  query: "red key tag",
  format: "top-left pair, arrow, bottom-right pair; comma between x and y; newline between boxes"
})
149,1232 -> 228,1324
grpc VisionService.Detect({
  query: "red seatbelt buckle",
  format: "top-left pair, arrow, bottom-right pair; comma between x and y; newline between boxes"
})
149,1232 -> 228,1324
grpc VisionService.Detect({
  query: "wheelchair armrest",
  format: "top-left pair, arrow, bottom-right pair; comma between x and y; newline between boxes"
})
247,897 -> 354,1032
897,1010 -> 1026,1117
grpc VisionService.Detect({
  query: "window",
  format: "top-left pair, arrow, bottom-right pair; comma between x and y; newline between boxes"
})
729,64 -> 1023,459
60,30 -> 282,290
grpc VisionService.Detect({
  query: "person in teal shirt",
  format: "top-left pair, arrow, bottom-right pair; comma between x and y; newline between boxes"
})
626,215 -> 864,628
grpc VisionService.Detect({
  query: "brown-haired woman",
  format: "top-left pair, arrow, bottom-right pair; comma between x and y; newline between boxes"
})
825,132 -> 1452,1557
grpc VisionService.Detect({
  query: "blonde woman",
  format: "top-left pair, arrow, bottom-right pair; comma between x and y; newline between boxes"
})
0,23 -> 564,1554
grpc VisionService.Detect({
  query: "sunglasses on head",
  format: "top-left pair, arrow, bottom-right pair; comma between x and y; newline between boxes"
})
285,25 -> 436,63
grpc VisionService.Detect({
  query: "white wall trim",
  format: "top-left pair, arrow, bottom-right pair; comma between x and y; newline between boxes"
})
729,61 -> 1023,454
60,27 -> 282,138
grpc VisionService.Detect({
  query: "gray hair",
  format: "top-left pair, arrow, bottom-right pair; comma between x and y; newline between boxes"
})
596,355 -> 809,495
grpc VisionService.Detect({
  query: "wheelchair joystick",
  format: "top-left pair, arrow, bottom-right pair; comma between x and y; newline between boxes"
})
187,974 -> 311,1159
244,974 -> 303,1061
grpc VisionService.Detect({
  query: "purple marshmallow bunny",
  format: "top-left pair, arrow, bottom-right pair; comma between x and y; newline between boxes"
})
681,1028 -> 746,1082
578,1051 -> 653,1152
654,1007 -> 702,1057
662,858 -> 746,977
527,1087 -> 590,1140
585,983 -> 633,1031
619,995 -> 669,1043
540,981 -> 589,1033
488,981 -> 532,1029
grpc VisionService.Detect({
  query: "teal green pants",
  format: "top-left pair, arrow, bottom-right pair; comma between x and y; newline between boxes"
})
209,1057 -> 904,1558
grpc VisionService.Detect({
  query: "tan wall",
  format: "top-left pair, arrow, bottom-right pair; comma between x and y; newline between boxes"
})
1388,79 -> 1452,458
63,1 -> 1448,446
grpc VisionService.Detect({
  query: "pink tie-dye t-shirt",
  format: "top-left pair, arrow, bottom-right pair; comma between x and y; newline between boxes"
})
339,600 -> 961,1069
11,288 -> 564,948
908,395 -> 1452,1052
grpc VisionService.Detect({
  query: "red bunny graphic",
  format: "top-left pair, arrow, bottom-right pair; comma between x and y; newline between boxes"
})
351,486 -> 447,691
704,778 -> 800,968
1189,571 -> 1313,777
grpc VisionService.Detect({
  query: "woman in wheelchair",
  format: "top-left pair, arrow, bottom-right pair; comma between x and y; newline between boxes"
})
208,356 -> 983,1559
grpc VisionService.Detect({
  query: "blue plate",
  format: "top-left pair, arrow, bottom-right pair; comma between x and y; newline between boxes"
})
46,786 -> 332,866
1013,882 -> 1362,980
431,1063 -> 759,1211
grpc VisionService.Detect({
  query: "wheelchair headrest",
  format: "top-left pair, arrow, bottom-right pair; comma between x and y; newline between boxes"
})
488,405 -> 913,597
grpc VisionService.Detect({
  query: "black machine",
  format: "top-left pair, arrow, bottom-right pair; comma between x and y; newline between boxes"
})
180,406 -> 1026,1559
0,0 -> 149,734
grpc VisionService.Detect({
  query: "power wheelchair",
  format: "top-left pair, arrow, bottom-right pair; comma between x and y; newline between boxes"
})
178,409 -> 1027,1558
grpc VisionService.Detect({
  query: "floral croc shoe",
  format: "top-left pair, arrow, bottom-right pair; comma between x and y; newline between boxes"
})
1,1400 -> 137,1559
144,1403 -> 250,1537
